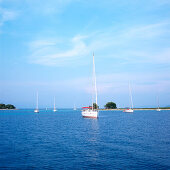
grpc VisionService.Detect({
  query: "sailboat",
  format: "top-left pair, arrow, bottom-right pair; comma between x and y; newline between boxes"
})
124,82 -> 134,113
53,97 -> 57,112
73,104 -> 77,110
156,96 -> 161,111
82,53 -> 99,118
34,92 -> 39,113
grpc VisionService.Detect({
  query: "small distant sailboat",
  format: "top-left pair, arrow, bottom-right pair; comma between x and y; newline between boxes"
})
82,53 -> 99,118
124,82 -> 134,113
156,96 -> 161,111
34,92 -> 39,113
53,97 -> 57,112
73,104 -> 77,110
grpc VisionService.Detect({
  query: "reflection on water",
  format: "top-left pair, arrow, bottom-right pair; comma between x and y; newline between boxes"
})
83,119 -> 100,162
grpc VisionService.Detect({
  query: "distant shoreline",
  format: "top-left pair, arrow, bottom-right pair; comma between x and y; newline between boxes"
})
0,109 -> 17,110
0,108 -> 170,111
99,108 -> 170,111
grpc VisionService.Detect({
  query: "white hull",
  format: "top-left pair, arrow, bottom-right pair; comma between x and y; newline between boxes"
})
82,110 -> 98,118
156,109 -> 161,111
53,109 -> 57,112
34,109 -> 39,113
124,109 -> 133,113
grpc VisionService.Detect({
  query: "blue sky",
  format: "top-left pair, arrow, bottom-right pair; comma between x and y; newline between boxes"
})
0,0 -> 170,108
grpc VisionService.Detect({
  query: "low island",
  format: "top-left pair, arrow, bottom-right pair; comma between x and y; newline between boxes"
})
0,104 -> 16,110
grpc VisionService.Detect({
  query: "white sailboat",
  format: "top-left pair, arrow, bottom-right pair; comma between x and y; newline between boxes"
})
82,53 -> 99,118
34,92 -> 39,113
124,82 -> 134,113
73,104 -> 77,110
156,96 -> 161,111
53,97 -> 57,112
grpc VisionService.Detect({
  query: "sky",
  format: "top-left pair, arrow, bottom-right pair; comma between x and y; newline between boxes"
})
0,0 -> 170,108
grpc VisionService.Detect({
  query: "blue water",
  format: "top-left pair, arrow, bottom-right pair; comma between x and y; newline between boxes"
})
0,109 -> 170,169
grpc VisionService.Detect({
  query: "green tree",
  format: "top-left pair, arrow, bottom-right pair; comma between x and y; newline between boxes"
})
0,104 -> 6,109
104,102 -> 117,109
89,103 -> 99,109
6,104 -> 16,109
93,103 -> 99,109
0,104 -> 16,109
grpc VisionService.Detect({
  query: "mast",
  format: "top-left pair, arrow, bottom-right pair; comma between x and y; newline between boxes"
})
92,52 -> 98,110
157,96 -> 160,109
129,82 -> 133,109
36,92 -> 38,110
54,97 -> 56,110
74,103 -> 76,110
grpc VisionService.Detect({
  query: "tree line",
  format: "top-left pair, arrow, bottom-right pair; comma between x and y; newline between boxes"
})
0,102 -> 116,110
91,102 -> 117,109
0,104 -> 16,109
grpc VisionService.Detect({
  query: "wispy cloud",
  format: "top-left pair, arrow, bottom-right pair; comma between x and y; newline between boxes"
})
29,40 -> 57,49
89,22 -> 169,50
28,21 -> 170,66
29,35 -> 90,66
0,8 -> 18,27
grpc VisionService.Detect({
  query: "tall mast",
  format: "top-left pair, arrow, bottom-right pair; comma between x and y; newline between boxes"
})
54,96 -> 56,110
157,96 -> 160,109
93,52 -> 98,109
36,92 -> 38,110
129,82 -> 133,109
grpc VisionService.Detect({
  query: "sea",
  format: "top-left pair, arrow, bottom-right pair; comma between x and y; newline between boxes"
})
0,109 -> 170,169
